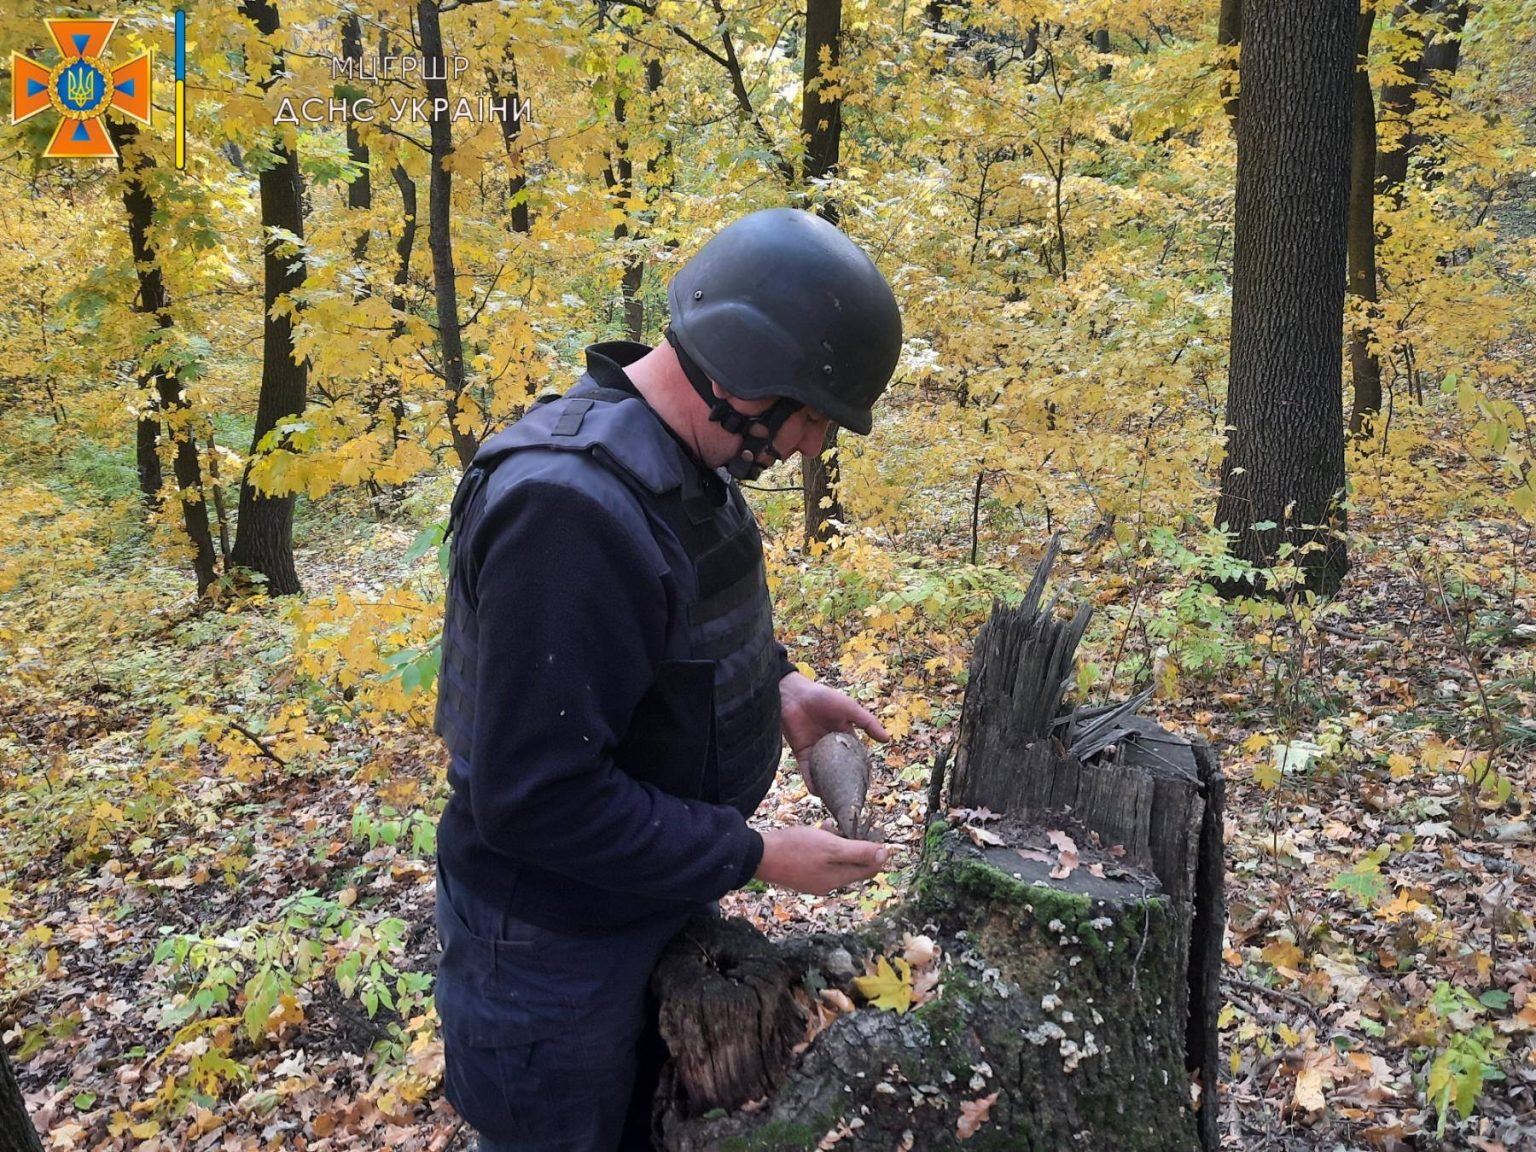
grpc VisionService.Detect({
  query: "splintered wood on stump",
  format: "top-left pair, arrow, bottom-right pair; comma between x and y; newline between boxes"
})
948,535 -> 1224,1149
650,539 -> 1223,1151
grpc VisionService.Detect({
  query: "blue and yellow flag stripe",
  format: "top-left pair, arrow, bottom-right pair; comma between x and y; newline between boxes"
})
175,10 -> 186,169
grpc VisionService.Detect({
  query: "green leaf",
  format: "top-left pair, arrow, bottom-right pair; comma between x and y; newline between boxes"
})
1478,989 -> 1512,1011
405,523 -> 446,565
243,969 -> 279,1042
1331,845 -> 1390,907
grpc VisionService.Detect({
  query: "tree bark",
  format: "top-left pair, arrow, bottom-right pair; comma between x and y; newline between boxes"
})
109,117 -> 220,596
652,545 -> 1224,1151
0,1040 -> 43,1152
1213,0 -> 1353,597
418,0 -> 479,469
1217,0 -> 1242,129
486,35 -> 531,235
800,0 -> 848,546
341,14 -> 371,259
802,424 -> 845,547
1375,0 -> 1434,203
1348,9 -> 1382,438
136,400 -> 161,506
599,13 -> 646,345
230,0 -> 307,596
1406,0 -> 1470,186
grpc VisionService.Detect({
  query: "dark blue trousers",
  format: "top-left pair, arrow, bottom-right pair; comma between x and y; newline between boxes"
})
435,865 -> 695,1151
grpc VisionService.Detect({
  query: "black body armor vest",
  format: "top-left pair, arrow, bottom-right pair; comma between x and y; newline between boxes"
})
434,352 -> 783,817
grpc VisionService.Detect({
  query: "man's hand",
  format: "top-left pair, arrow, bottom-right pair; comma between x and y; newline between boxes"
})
753,827 -> 888,896
780,671 -> 889,772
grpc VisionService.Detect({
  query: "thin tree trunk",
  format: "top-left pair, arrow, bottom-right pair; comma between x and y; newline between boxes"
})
599,8 -> 666,344
341,14 -> 371,261
602,73 -> 643,342
418,0 -> 479,468
1347,9 -> 1382,438
342,11 -> 391,505
1375,0 -> 1434,202
135,397 -> 161,509
1218,0 -> 1242,129
0,1040 -> 43,1152
487,37 -> 531,235
388,162 -> 418,456
109,118 -> 219,596
1214,0 -> 1354,597
1418,0 -> 1469,87
1407,0 -> 1471,186
800,0 -> 846,546
1093,28 -> 1111,80
231,0 -> 307,597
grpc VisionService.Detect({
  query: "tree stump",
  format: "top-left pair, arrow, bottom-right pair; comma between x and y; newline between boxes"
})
0,1041 -> 44,1152
651,540 -> 1224,1150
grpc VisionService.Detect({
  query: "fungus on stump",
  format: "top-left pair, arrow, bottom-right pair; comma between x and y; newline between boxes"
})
651,539 -> 1224,1151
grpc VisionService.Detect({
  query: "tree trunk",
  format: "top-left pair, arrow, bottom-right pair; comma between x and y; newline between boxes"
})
1213,0 -> 1353,597
651,543 -> 1224,1151
1093,27 -> 1112,80
136,401 -> 161,506
487,35 -> 531,235
418,0 -> 479,469
0,1040 -> 43,1152
341,14 -> 371,259
1347,9 -> 1382,438
1217,0 -> 1242,129
1406,0 -> 1470,186
230,0 -> 307,597
802,424 -> 845,547
601,59 -> 644,342
800,0 -> 848,546
1375,0 -> 1434,203
109,117 -> 219,596
385,160 -> 418,462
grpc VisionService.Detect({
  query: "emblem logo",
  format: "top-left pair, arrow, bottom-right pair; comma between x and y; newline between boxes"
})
11,19 -> 152,159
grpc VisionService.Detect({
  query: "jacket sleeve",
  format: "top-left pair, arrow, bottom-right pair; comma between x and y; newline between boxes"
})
463,479 -> 764,900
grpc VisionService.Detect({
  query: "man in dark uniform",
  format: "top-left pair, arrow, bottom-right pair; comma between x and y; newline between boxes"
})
432,208 -> 903,1151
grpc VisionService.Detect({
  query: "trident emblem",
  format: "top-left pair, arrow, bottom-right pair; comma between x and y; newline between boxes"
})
11,18 -> 152,159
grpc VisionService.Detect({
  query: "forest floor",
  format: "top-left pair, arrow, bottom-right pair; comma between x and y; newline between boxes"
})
3,410 -> 1535,1152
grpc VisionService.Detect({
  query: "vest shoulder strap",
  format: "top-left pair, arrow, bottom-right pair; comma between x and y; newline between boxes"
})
468,381 -> 684,498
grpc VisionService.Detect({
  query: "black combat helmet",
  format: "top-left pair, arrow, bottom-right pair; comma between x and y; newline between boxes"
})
666,208 -> 902,436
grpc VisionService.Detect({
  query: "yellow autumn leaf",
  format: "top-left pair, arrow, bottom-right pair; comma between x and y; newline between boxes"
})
1253,756 -> 1282,791
1241,731 -> 1275,754
853,955 -> 913,1014
1421,738 -> 1455,772
1293,1067 -> 1326,1112
1260,939 -> 1304,971
1377,890 -> 1426,923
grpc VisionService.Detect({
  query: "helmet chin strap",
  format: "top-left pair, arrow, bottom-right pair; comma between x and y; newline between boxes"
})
666,328 -> 802,480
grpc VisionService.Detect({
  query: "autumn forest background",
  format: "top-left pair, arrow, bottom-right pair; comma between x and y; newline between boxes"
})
1,0 -> 1534,1148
